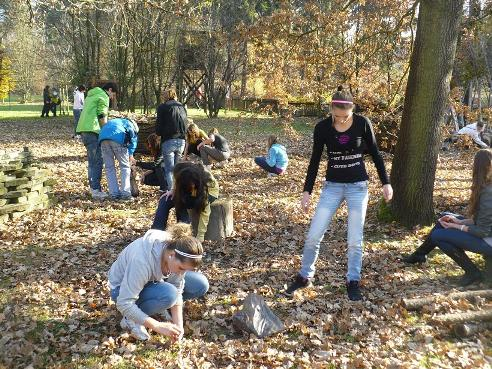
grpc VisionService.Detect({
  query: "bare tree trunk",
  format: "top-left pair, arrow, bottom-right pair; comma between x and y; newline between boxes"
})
390,0 -> 465,226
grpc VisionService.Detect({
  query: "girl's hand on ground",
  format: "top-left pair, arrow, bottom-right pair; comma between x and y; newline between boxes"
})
152,322 -> 183,342
301,192 -> 311,213
382,184 -> 393,202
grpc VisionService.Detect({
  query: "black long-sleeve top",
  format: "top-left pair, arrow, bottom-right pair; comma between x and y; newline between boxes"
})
303,114 -> 390,194
155,100 -> 187,140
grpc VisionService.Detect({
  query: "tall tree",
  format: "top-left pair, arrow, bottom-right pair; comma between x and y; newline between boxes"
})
390,0 -> 465,226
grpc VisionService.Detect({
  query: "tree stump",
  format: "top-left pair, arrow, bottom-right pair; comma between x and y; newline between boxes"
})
191,198 -> 233,241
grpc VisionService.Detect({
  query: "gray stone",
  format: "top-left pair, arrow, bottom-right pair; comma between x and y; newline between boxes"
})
3,190 -> 28,199
232,293 -> 284,338
0,203 -> 29,215
0,214 -> 8,224
5,178 -> 28,187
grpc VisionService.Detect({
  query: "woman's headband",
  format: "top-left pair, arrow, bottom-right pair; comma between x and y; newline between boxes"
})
331,100 -> 354,104
175,249 -> 203,259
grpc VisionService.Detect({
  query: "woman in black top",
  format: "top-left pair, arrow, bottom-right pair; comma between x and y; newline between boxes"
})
285,88 -> 393,301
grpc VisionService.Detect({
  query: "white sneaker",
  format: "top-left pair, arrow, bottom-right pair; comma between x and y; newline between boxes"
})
159,310 -> 172,322
90,189 -> 108,199
267,173 -> 278,178
120,317 -> 150,340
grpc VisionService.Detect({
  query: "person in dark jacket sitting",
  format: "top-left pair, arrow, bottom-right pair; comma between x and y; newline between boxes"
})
403,149 -> 492,286
155,89 -> 188,191
136,133 -> 167,191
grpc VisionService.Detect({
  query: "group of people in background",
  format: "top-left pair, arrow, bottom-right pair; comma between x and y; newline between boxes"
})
61,83 -> 492,344
40,85 -> 64,118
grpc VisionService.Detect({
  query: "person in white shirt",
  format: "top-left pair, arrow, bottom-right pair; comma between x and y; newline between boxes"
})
73,85 -> 86,138
457,121 -> 489,148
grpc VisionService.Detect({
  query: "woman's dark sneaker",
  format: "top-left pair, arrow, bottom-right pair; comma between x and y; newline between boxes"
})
401,253 -> 427,264
458,271 -> 483,287
346,280 -> 362,301
285,274 -> 312,296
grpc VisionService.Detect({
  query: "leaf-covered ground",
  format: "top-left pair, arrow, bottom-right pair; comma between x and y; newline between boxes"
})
0,116 -> 490,369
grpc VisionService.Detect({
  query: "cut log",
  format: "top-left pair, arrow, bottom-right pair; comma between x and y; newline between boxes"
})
191,198 -> 233,241
433,309 -> 492,324
402,289 -> 492,311
453,322 -> 492,338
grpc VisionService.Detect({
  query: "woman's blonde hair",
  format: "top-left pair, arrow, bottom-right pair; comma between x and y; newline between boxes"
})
208,127 -> 219,136
468,149 -> 492,218
167,223 -> 204,267
186,122 -> 201,142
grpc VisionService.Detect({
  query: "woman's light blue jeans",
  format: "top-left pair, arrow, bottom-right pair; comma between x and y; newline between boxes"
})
110,271 -> 209,316
300,181 -> 369,282
101,140 -> 131,198
161,138 -> 185,191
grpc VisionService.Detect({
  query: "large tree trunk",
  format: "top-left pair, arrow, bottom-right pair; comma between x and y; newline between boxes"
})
390,0 -> 465,226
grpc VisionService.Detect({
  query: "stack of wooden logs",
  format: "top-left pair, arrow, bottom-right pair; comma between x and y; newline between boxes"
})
403,289 -> 492,338
0,148 -> 56,224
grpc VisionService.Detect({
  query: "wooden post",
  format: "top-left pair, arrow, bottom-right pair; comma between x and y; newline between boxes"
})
191,198 -> 233,241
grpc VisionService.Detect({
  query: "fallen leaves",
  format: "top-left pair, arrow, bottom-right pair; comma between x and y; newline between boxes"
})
0,116 -> 490,368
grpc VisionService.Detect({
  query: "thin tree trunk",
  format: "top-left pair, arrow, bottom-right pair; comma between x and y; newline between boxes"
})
390,0 -> 465,226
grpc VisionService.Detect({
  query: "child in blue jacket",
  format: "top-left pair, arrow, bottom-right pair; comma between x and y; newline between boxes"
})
254,135 -> 288,176
99,118 -> 139,200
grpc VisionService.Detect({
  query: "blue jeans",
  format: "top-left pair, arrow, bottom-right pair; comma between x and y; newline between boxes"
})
101,140 -> 131,198
431,228 -> 492,257
161,138 -> 185,191
73,109 -> 82,135
254,156 -> 284,175
81,132 -> 103,191
300,181 -> 369,281
110,271 -> 209,316
151,196 -> 190,230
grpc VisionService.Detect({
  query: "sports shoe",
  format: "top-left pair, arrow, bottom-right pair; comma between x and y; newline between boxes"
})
120,317 -> 150,340
284,274 -> 312,296
159,309 -> 172,322
118,195 -> 134,202
346,280 -> 362,301
401,253 -> 427,264
90,189 -> 108,199
267,173 -> 278,178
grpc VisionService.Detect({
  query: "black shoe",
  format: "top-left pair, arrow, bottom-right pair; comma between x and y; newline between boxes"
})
402,253 -> 427,264
346,280 -> 362,301
284,274 -> 312,296
458,271 -> 483,287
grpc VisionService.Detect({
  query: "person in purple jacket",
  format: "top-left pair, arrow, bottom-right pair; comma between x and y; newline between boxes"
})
99,118 -> 139,201
284,87 -> 393,301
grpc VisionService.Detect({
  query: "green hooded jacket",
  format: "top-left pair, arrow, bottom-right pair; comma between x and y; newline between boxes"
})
76,87 -> 109,134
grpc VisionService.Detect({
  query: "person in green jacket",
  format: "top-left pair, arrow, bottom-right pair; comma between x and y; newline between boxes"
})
76,82 -> 118,199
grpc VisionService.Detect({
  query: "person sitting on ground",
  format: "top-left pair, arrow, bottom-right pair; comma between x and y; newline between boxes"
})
254,135 -> 288,176
136,133 -> 167,192
99,118 -> 139,201
108,223 -> 209,341
402,149 -> 492,286
198,128 -> 231,169
456,120 -> 489,148
151,162 -> 219,242
184,120 -> 208,160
